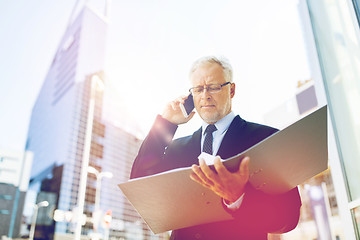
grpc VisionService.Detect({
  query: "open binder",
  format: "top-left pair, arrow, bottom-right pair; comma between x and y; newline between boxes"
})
118,106 -> 328,234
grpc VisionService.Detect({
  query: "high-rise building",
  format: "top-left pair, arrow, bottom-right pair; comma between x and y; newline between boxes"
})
0,149 -> 33,238
24,5 -> 167,240
24,5 -> 107,239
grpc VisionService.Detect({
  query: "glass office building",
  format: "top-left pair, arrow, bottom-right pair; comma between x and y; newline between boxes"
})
299,0 -> 360,238
24,6 -> 167,240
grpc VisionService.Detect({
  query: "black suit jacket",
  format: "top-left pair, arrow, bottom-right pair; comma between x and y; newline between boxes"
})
130,115 -> 301,240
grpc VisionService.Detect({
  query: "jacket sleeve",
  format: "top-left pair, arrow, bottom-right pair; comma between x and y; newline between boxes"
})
223,184 -> 301,234
130,115 -> 178,179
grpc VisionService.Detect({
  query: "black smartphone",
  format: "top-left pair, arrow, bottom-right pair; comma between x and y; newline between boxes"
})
180,93 -> 195,118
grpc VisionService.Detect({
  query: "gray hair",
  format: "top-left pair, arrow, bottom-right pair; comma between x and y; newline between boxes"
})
189,56 -> 233,83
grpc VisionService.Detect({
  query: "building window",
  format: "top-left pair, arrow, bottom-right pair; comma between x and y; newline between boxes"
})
0,209 -> 10,215
0,194 -> 12,200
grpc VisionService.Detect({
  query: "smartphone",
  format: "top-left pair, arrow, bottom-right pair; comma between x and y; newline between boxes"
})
180,93 -> 195,118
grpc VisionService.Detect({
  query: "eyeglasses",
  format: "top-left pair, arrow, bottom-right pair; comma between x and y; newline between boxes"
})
189,82 -> 231,95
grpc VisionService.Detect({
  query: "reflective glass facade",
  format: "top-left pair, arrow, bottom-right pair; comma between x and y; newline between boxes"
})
24,7 -> 167,240
306,0 -> 360,237
307,0 -> 360,201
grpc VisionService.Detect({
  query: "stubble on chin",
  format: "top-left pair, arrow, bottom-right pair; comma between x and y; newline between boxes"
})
199,111 -> 220,124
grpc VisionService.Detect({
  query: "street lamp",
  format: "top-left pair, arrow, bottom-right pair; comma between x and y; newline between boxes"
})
88,166 -> 113,236
29,201 -> 49,240
88,166 -> 113,213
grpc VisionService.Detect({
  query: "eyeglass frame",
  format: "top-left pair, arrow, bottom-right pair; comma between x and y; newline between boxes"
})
189,82 -> 231,95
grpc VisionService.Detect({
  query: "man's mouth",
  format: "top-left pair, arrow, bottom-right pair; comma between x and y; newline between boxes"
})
201,105 -> 215,108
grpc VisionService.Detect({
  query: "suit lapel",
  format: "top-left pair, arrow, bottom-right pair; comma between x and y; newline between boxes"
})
183,127 -> 202,166
217,115 -> 247,159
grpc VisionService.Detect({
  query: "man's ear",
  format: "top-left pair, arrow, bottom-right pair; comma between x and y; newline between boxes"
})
230,83 -> 235,98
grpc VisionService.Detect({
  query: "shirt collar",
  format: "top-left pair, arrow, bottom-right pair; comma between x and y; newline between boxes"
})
202,111 -> 236,136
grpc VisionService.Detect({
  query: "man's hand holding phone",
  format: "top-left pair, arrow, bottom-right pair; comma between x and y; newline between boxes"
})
162,94 -> 195,125
179,93 -> 195,118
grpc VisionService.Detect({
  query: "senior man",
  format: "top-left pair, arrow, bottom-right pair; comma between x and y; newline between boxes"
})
130,56 -> 301,240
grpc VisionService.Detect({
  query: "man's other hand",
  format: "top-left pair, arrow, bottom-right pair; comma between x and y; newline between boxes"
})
190,156 -> 250,203
162,95 -> 195,125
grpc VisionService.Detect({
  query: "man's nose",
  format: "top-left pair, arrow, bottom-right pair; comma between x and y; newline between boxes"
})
199,88 -> 211,98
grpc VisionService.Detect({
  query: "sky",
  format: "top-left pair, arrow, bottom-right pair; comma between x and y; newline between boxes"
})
0,0 -> 311,152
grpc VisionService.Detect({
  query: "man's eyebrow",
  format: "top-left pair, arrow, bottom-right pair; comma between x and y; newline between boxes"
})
194,81 -> 221,87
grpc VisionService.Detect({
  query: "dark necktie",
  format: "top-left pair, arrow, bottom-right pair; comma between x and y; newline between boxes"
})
203,124 -> 217,155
